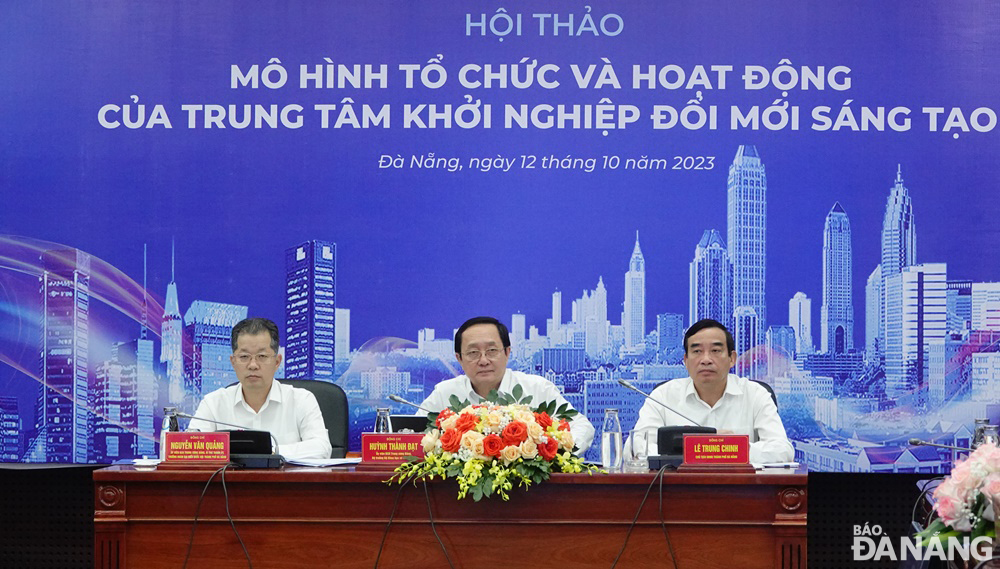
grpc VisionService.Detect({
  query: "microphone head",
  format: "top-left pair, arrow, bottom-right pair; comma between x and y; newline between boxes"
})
388,394 -> 403,403
908,438 -> 923,445
617,378 -> 633,389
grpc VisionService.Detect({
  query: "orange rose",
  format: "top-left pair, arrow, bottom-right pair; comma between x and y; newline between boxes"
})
538,437 -> 559,461
558,419 -> 570,431
501,421 -> 528,447
454,413 -> 479,434
535,411 -> 553,429
435,409 -> 455,428
483,434 -> 504,457
439,428 -> 461,453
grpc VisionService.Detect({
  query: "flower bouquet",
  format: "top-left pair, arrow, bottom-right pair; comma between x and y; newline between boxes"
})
916,442 -> 1000,551
388,384 -> 601,501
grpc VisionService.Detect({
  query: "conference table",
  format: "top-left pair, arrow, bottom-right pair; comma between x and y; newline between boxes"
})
93,464 -> 807,569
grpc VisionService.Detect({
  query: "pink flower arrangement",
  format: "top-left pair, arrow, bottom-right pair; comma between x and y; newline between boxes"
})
919,442 -> 1000,542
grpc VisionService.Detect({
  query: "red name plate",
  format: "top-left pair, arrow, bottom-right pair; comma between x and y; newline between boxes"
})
164,432 -> 230,462
683,434 -> 750,464
362,433 -> 425,463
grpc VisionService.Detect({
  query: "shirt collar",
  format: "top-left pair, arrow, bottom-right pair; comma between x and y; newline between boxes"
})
464,369 -> 511,402
684,373 -> 741,405
232,378 -> 283,409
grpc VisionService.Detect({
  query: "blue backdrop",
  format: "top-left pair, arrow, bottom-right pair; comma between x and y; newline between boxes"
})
1,1 -> 998,470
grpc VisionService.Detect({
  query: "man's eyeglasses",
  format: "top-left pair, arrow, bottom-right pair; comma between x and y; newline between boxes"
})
461,347 -> 504,362
234,353 -> 276,366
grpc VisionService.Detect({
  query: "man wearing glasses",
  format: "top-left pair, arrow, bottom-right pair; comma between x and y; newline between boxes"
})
420,316 -> 595,454
188,317 -> 333,460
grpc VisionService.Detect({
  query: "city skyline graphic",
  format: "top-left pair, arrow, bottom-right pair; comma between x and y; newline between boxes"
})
2,144 -> 996,471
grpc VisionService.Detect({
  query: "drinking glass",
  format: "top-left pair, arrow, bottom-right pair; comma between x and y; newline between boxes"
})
624,428 -> 653,473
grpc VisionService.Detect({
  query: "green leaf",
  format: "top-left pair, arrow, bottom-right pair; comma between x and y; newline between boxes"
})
485,389 -> 500,404
520,395 -> 533,405
556,403 -> 568,416
512,383 -> 524,401
448,394 -> 463,410
427,411 -> 439,426
562,409 -> 579,418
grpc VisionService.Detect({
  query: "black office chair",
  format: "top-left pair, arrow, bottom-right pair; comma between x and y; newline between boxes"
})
281,379 -> 350,458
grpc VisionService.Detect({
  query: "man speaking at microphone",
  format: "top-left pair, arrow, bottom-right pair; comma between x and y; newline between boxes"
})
188,318 -> 333,460
419,316 -> 595,455
631,319 -> 793,464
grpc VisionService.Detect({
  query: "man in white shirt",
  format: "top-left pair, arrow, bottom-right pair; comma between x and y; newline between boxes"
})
188,318 -> 333,460
420,316 -> 595,455
630,319 -> 794,464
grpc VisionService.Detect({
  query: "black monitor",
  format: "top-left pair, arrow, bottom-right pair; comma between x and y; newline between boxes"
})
222,430 -> 282,468
656,425 -> 718,456
390,415 -> 431,433
224,430 -> 272,455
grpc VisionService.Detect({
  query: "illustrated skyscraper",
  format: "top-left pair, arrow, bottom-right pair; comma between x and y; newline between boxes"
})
334,307 -> 351,364
549,290 -> 562,337
865,266 -> 882,362
657,313 -> 685,359
574,277 -> 609,357
727,145 -> 767,347
734,306 -> 761,379
884,263 -> 946,408
93,341 -> 143,461
879,165 -> 917,351
789,292 -> 813,356
971,283 -> 1000,331
38,248 -> 91,463
623,232 -> 646,350
161,241 -> 185,405
689,229 -> 733,327
183,301 -> 247,397
94,300 -> 157,461
510,313 -> 526,359
821,202 -> 854,354
133,245 -> 156,456
285,240 -> 337,381
947,280 -> 972,332
0,397 -> 19,461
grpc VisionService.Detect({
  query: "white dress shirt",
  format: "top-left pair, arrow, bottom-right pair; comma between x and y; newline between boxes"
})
419,369 -> 596,455
189,379 -> 333,460
630,374 -> 794,464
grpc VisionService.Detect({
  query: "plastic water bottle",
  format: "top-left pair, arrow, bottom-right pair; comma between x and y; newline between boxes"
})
601,408 -> 623,471
375,408 -> 393,433
159,407 -> 178,460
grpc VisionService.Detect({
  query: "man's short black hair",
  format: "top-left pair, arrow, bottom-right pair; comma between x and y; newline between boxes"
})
683,319 -> 735,354
454,316 -> 511,354
231,317 -> 280,353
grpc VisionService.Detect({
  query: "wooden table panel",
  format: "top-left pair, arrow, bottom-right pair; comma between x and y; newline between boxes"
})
94,466 -> 807,569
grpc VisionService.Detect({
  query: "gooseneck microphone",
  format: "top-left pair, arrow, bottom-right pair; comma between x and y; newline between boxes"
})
171,410 -> 282,457
616,379 -> 704,427
388,394 -> 434,414
908,438 -> 973,452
